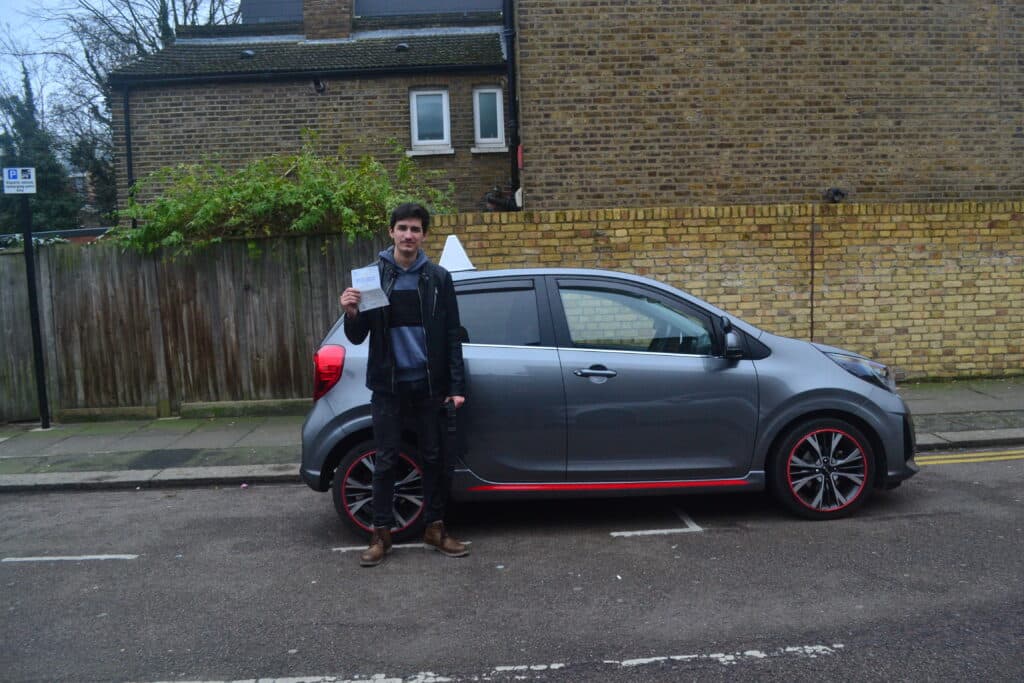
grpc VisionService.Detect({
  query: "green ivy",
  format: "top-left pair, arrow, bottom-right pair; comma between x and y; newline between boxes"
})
113,136 -> 453,254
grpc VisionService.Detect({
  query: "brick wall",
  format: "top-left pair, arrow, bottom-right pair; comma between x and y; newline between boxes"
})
433,201 -> 1024,379
304,0 -> 352,39
111,73 -> 511,213
516,0 -> 1024,211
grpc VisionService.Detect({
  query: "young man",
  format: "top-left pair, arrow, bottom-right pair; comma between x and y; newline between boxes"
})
339,202 -> 468,567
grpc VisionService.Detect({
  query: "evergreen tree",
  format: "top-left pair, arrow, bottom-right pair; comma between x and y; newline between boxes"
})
0,67 -> 82,233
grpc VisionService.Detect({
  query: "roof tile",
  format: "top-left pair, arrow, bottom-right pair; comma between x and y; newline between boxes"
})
109,33 -> 504,84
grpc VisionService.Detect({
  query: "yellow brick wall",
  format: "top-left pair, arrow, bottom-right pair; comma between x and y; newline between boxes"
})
433,201 -> 1024,380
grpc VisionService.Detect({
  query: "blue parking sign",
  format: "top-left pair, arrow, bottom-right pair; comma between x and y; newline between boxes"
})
3,166 -> 37,194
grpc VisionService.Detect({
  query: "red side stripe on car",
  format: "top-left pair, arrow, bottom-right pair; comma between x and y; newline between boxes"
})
468,479 -> 751,492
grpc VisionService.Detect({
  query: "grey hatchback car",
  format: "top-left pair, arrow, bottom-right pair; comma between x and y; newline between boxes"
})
301,266 -> 918,539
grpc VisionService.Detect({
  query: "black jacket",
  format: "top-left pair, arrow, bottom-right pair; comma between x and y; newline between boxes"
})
344,257 -> 466,397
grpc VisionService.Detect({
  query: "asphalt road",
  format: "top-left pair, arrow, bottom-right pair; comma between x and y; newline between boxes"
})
2,448 -> 1022,682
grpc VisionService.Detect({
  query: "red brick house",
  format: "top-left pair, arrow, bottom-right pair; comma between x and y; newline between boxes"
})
109,0 -> 517,213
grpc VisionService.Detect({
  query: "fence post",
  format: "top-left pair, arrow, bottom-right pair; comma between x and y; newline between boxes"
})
36,245 -> 61,418
142,254 -> 173,416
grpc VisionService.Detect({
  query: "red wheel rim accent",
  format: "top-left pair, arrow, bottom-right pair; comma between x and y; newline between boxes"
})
786,428 -> 869,513
341,449 -> 424,533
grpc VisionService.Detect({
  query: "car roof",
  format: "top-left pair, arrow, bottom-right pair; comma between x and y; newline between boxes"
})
453,266 -> 650,283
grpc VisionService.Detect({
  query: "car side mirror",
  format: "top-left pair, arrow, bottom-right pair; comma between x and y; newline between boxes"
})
724,330 -> 744,360
457,326 -> 470,343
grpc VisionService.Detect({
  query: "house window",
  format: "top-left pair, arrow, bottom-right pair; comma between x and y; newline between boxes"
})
408,89 -> 453,156
472,87 -> 506,153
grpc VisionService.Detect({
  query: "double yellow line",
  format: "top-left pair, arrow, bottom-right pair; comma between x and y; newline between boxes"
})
917,448 -> 1024,466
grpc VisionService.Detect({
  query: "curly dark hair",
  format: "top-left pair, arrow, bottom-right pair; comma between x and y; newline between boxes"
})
389,202 -> 431,232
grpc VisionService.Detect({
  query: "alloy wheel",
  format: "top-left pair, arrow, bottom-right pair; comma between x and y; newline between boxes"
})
340,449 -> 424,533
786,428 -> 868,512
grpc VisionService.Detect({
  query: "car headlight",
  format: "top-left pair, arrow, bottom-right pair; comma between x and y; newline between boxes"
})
826,352 -> 896,392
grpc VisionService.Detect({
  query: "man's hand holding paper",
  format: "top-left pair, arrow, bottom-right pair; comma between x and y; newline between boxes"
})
346,265 -> 390,313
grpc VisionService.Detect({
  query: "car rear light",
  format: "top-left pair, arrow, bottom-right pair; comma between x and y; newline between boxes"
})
313,345 -> 345,401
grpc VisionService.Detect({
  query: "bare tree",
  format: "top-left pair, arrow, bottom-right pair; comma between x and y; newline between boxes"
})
1,1 -> 240,217
3,1 -> 240,130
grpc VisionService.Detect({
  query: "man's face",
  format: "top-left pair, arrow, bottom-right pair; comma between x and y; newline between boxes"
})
389,217 -> 426,259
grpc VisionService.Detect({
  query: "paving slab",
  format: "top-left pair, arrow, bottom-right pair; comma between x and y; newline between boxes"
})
0,446 -> 299,476
149,464 -> 298,485
144,418 -> 206,433
0,464 -> 297,492
915,433 -> 951,450
0,469 -> 162,491
913,411 -> 1024,434
900,377 -> 1024,415
105,432 -> 195,453
234,416 -> 303,447
168,420 -> 262,449
71,421 -> 150,436
933,428 -> 1024,449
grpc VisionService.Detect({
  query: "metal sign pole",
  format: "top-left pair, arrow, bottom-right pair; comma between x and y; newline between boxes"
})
5,166 -> 50,429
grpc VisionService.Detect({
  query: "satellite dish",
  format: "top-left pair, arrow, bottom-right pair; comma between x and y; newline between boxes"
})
439,234 -> 475,272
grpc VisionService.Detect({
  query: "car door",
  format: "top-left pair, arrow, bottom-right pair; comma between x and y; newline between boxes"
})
549,276 -> 758,481
454,277 -> 566,482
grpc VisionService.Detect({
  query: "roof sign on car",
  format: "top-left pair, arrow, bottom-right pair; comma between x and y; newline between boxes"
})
439,234 -> 475,272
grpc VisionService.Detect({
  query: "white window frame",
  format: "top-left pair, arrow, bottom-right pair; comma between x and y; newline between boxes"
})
472,86 -> 507,153
408,89 -> 453,156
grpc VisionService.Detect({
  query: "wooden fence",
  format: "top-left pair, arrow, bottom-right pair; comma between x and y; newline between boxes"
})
1,235 -> 384,421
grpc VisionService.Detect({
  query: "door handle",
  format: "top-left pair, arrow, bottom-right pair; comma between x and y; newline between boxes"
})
574,366 -> 618,378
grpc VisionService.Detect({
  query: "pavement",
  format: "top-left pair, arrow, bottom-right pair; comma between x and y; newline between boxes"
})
1,377 -> 1023,492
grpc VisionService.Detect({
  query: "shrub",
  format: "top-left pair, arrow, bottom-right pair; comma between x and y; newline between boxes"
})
113,137 -> 453,254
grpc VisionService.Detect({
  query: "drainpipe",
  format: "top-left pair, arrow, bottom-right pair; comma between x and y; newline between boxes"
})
122,87 -> 137,229
811,188 -> 847,342
809,203 -> 816,342
503,0 -> 520,205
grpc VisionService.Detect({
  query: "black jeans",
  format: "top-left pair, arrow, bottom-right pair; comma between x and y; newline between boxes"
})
370,381 -> 449,529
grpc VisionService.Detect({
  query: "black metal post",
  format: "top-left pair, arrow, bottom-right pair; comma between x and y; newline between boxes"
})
20,193 -> 51,429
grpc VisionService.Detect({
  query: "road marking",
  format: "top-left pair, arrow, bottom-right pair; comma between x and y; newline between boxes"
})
610,506 -> 703,537
135,642 -> 844,682
331,542 -> 472,554
2,554 -> 138,563
332,542 -> 430,553
918,448 -> 1024,466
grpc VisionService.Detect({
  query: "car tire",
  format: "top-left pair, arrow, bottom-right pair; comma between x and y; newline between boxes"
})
769,418 -> 874,520
331,440 -> 426,541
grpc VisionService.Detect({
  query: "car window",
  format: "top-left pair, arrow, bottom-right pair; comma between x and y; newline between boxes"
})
558,286 -> 713,355
457,287 -> 541,346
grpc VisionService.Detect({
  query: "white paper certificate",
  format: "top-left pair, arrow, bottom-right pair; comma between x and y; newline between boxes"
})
351,265 -> 389,312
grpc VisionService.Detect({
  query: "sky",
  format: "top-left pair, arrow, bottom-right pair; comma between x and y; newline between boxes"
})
1,0 -> 54,95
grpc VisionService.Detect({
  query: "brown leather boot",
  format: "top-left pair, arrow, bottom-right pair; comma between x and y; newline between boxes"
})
423,521 -> 469,557
359,527 -> 393,567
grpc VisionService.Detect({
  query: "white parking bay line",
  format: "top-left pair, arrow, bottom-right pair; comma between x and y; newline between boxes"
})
332,542 -> 429,554
331,542 -> 472,554
2,554 -> 138,563
134,642 -> 845,683
610,507 -> 704,537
